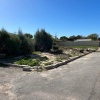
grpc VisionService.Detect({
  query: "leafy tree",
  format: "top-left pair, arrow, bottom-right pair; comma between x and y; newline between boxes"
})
87,33 -> 99,40
60,36 -> 68,41
52,34 -> 59,43
68,35 -> 76,41
0,28 -> 34,57
0,28 -> 10,54
6,34 -> 21,56
18,29 -> 34,55
34,29 -> 53,51
25,33 -> 33,38
76,35 -> 83,39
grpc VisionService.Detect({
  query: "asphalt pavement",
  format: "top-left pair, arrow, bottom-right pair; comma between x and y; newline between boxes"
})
0,51 -> 100,100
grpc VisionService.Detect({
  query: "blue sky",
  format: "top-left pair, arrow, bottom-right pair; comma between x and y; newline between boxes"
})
0,0 -> 100,38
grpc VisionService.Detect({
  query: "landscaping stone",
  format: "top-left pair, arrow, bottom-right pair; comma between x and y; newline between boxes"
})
33,66 -> 38,69
87,48 -> 96,52
53,64 -> 59,68
38,66 -> 43,69
44,65 -> 54,70
23,66 -> 32,71
80,49 -> 84,53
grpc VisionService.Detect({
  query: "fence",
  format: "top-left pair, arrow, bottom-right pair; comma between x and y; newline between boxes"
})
58,41 -> 99,46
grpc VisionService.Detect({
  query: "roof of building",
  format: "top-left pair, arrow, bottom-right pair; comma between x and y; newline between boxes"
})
75,39 -> 92,41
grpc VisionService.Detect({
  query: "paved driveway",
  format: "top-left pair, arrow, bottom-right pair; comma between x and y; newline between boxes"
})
0,52 -> 100,100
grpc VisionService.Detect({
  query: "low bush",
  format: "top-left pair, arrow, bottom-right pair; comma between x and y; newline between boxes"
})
55,49 -> 63,54
28,59 -> 40,66
51,42 -> 63,54
15,58 -> 40,66
52,45 -> 59,51
40,56 -> 49,61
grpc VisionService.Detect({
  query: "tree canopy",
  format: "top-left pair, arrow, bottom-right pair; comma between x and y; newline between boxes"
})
60,36 -> 68,41
87,33 -> 99,40
34,29 -> 53,51
0,28 -> 34,57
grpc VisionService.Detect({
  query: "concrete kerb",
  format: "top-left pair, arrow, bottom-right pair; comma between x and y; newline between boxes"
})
23,66 -> 33,71
3,63 -> 26,68
1,52 -> 91,71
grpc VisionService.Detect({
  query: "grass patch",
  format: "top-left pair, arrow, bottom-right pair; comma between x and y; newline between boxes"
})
32,51 -> 41,54
69,46 -> 98,50
40,56 -> 49,61
72,54 -> 77,57
59,46 -> 98,50
56,58 -> 62,62
15,59 -> 40,66
44,61 -> 53,66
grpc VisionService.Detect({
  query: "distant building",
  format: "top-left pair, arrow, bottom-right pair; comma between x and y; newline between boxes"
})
75,39 -> 92,42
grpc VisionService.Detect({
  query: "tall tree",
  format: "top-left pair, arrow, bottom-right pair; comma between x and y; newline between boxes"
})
0,28 -> 10,54
25,33 -> 33,38
76,35 -> 83,39
68,35 -> 76,41
87,33 -> 99,40
60,36 -> 68,41
34,29 -> 53,51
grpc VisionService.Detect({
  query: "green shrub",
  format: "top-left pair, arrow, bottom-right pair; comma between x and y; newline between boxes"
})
40,56 -> 49,61
55,49 -> 63,54
52,45 -> 59,51
34,29 -> 53,51
51,42 -> 63,54
28,59 -> 40,66
18,29 -> 34,55
0,28 -> 34,57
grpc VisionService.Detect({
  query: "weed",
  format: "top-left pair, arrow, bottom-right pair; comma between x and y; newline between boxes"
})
32,51 -> 41,54
44,61 -> 53,66
56,58 -> 62,62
